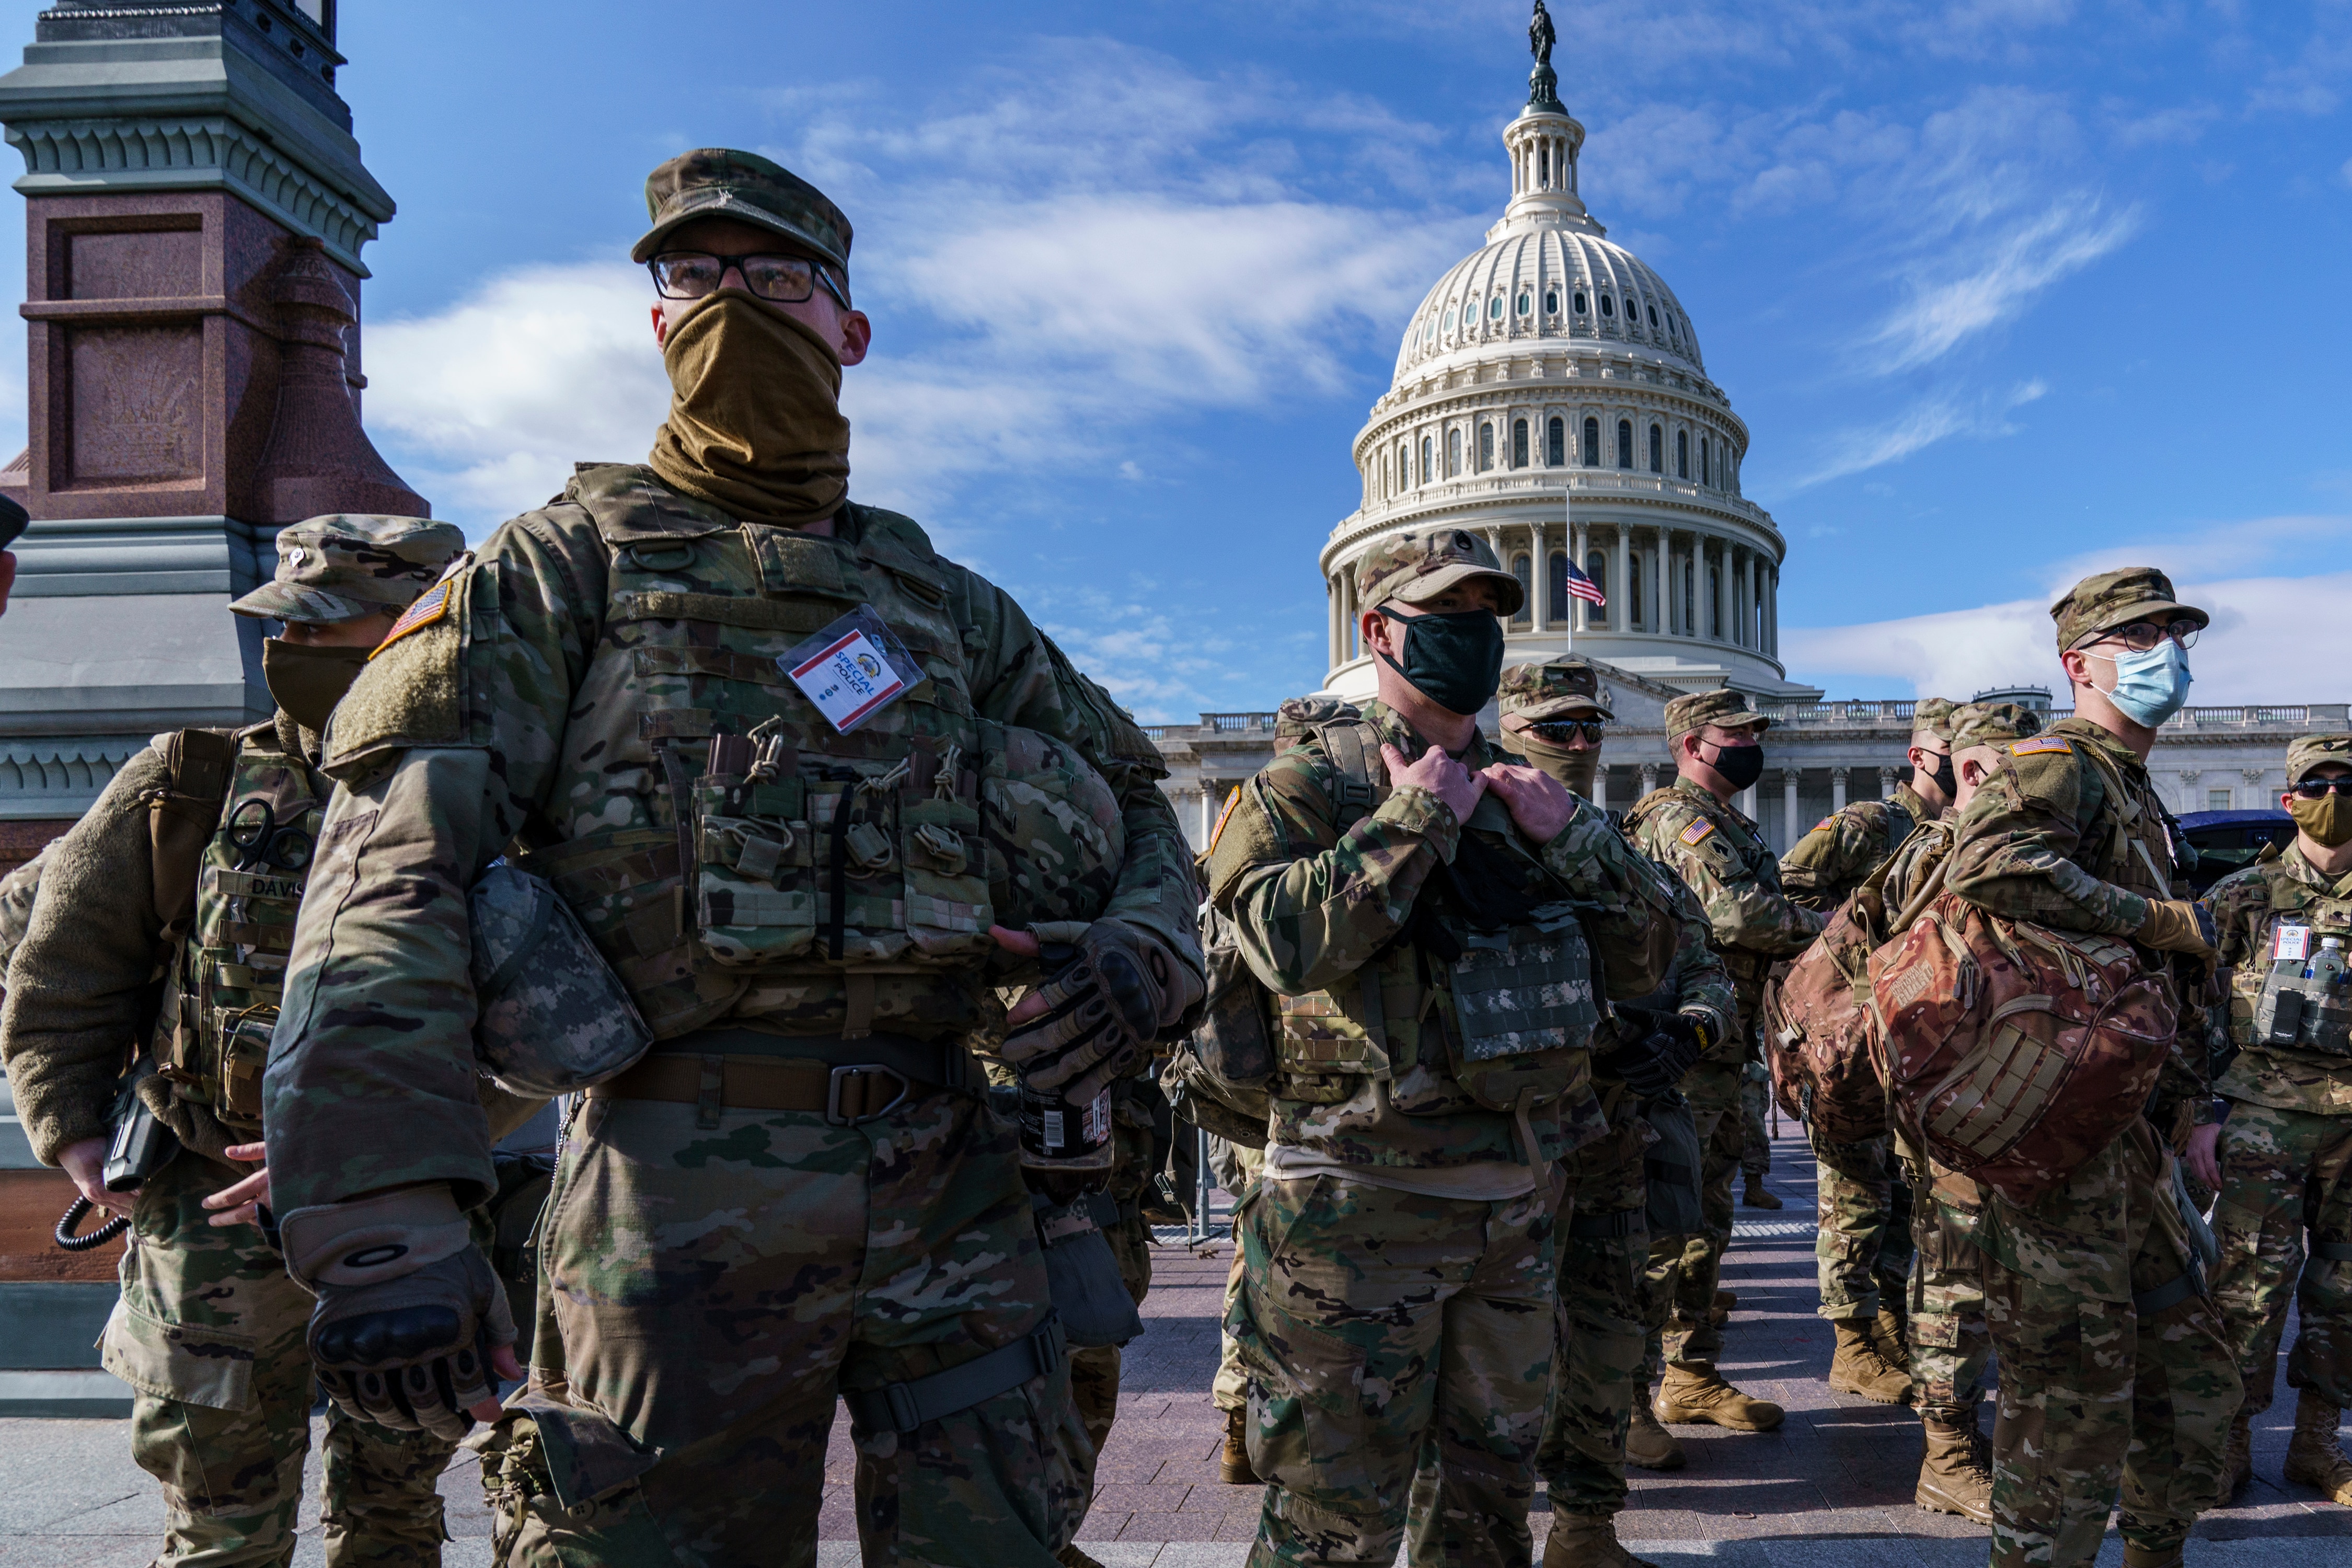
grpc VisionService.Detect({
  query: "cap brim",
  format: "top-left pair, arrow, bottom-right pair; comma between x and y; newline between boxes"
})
1514,695 -> 1615,722
1389,563 -> 1527,619
2074,597 -> 2211,646
1673,710 -> 1769,738
228,583 -> 376,623
631,190 -> 849,270
2290,753 -> 2352,784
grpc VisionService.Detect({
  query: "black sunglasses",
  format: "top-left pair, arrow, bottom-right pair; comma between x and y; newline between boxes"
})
1529,720 -> 1606,745
2292,778 -> 2352,800
649,250 -> 851,309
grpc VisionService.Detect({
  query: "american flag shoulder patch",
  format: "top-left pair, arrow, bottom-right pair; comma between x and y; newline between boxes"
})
372,579 -> 453,659
1814,816 -> 1834,832
2009,734 -> 2073,757
1679,818 -> 1716,847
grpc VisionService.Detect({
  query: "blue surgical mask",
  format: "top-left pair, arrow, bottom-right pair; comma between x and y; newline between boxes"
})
2091,640 -> 2192,728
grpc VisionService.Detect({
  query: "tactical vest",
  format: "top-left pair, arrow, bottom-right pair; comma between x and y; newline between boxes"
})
2238,863 -> 2352,1057
152,724 -> 327,1133
1265,719 -> 1598,1115
512,466 -> 1121,1042
1623,786 -> 1781,993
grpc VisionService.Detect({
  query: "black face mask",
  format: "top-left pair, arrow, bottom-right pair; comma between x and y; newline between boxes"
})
1376,605 -> 1506,717
1920,751 -> 1958,801
1702,738 -> 1766,791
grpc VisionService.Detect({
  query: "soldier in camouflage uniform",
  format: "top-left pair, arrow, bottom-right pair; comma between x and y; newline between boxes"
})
1625,688 -> 1823,1436
1873,701 -> 2044,1526
1209,538 -> 1681,1567
0,516 -> 479,1568
259,152 -> 1203,1568
1781,698 -> 1964,1407
2193,732 -> 2352,1506
1942,568 -> 2241,1568
1501,659 -> 1736,1568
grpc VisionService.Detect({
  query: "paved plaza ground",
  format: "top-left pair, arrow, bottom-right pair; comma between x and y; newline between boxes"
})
3,1123 -> 2348,1565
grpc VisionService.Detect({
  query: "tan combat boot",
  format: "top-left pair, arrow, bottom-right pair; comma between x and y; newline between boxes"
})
1542,1510 -> 1659,1567
1873,1304 -> 1911,1374
1828,1318 -> 1912,1405
1709,1287 -> 1735,1327
1655,1361 -> 1785,1431
1742,1175 -> 1782,1209
1058,1546 -> 1106,1568
1914,1405 -> 1994,1525
1714,1288 -> 1738,1312
1625,1393 -> 1686,1471
1219,1405 -> 1258,1485
2282,1388 -> 2352,1503
2221,1406 -> 2253,1500
2119,1543 -> 2184,1568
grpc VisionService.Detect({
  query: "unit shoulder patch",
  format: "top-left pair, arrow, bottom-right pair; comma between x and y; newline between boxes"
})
372,579 -> 453,658
1679,818 -> 1717,847
2009,734 -> 2074,757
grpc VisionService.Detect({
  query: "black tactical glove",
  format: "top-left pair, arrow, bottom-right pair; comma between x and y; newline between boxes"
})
1002,918 -> 1204,1105
282,1185 -> 515,1443
1601,1006 -> 1712,1098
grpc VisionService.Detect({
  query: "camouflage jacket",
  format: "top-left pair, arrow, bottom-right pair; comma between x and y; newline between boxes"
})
1625,778 -> 1825,1026
266,467 -> 1199,1218
1206,699 -> 1680,1170
2205,843 -> 2352,1117
1780,782 -> 1932,913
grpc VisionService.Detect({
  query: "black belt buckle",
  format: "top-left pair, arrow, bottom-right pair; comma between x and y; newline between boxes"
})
827,1064 -> 910,1126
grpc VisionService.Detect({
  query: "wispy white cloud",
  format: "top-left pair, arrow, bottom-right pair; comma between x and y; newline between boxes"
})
1791,379 -> 2044,488
1867,197 -> 2139,372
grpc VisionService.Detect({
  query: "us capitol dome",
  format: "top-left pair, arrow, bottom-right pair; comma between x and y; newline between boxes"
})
1318,47 -> 1819,706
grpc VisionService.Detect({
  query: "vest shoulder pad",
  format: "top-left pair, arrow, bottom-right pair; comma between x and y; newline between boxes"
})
566,463 -> 737,544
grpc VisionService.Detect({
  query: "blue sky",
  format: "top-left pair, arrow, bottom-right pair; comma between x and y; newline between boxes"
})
2,1 -> 2348,718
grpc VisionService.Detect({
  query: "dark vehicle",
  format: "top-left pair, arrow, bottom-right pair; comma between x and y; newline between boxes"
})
2177,809 -> 2295,895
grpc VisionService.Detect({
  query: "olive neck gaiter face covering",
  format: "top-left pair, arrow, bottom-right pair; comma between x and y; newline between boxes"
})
1512,732 -> 1600,798
2291,792 -> 2352,848
647,291 -> 851,529
262,639 -> 370,733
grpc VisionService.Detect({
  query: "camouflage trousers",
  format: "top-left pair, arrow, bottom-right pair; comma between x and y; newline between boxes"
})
101,1152 -> 454,1567
1738,1070 -> 1770,1177
1535,1109 -> 1651,1520
1232,1171 -> 1554,1567
2210,1100 -> 2352,1413
1906,1159 -> 1990,1419
478,1085 -> 1087,1568
1212,1140 -> 1265,1414
1812,1132 -> 1917,1321
1979,1123 -> 2239,1567
1646,1062 -> 1740,1370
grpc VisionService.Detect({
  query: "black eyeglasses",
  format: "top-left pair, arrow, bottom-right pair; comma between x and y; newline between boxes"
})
2292,778 -> 2352,799
649,250 -> 851,309
2084,617 -> 2201,654
1529,720 -> 1606,745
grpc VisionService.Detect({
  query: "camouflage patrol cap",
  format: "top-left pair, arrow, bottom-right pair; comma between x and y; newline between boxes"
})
1354,527 -> 1524,617
2049,566 -> 2208,652
1912,697 -> 1961,743
1664,687 -> 1769,741
228,515 -> 467,625
1274,695 -> 1359,740
1499,658 -> 1613,721
632,148 -> 852,275
2287,733 -> 2352,783
1949,701 -> 2043,753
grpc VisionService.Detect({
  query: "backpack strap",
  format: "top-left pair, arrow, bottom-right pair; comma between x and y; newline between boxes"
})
148,729 -> 237,933
1315,718 -> 1390,835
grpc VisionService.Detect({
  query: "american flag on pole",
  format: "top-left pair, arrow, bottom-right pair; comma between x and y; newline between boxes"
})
1562,559 -> 1606,607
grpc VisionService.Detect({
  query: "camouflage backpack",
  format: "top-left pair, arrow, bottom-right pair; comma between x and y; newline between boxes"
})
1762,852 -> 1897,1144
